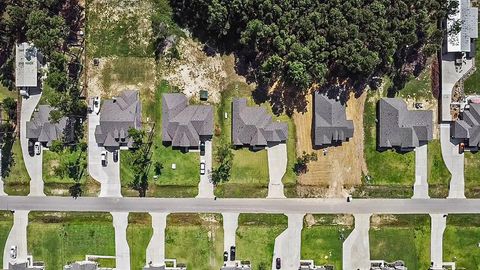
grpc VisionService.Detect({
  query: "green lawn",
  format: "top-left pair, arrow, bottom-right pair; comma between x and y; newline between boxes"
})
397,66 -> 433,100
120,82 -> 199,196
236,214 -> 287,270
27,213 -> 116,269
165,214 -> 223,270
3,139 -> 30,195
127,214 -> 153,270
443,226 -> 480,269
0,212 -> 13,267
463,23 -> 480,95
464,152 -> 480,197
369,215 -> 431,270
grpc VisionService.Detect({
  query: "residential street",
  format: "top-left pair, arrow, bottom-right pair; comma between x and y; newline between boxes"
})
267,143 -> 287,198
145,212 -> 169,267
19,90 -> 45,196
2,210 -> 29,269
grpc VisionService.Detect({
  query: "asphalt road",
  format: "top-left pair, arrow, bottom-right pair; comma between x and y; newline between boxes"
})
2,197 -> 480,214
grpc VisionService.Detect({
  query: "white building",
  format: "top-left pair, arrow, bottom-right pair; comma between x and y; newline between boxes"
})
15,43 -> 39,88
446,0 -> 478,53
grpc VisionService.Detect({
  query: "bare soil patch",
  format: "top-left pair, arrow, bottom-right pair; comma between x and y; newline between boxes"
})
293,91 -> 367,197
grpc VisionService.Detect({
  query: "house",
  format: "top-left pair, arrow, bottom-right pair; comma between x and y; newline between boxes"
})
232,98 -> 287,148
378,98 -> 433,150
162,93 -> 213,149
446,0 -> 478,53
26,105 -> 74,147
220,260 -> 251,270
370,260 -> 407,270
15,42 -> 39,88
313,92 -> 354,146
299,260 -> 333,270
64,261 -> 114,270
451,103 -> 480,148
143,259 -> 186,270
94,90 -> 142,149
8,256 -> 44,270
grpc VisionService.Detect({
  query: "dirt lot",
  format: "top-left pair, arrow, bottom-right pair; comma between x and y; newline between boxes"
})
293,91 -> 367,197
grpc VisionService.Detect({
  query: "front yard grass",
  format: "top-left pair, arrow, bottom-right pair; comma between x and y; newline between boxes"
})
27,212 -> 116,269
166,214 -> 223,270
127,213 -> 153,270
464,152 -> 480,197
444,215 -> 480,268
369,215 -> 430,270
463,23 -> 480,95
236,214 -> 287,269
3,139 -> 30,195
0,212 -> 13,267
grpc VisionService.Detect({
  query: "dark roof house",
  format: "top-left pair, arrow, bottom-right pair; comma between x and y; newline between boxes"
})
451,103 -> 480,147
232,98 -> 288,148
26,105 -> 73,147
94,90 -> 142,148
63,261 -> 100,270
378,98 -> 433,149
9,261 -> 44,270
314,92 -> 354,146
162,93 -> 213,148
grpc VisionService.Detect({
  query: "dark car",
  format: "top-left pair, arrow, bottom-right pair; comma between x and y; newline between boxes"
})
200,141 -> 205,156
276,258 -> 281,269
113,150 -> 119,162
223,251 -> 228,261
230,246 -> 236,261
28,140 -> 35,156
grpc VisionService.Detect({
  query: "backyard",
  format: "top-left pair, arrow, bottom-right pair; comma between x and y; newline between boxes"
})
463,23 -> 480,95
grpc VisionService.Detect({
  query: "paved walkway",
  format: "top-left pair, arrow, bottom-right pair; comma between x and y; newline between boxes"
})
222,213 -> 239,262
20,91 -> 45,196
88,112 -> 121,197
2,210 -> 29,269
413,144 -> 429,199
111,212 -> 130,270
343,214 -> 371,270
430,214 -> 447,270
440,124 -> 465,198
267,143 -> 287,198
146,212 -> 169,267
197,140 -> 214,198
271,213 -> 304,270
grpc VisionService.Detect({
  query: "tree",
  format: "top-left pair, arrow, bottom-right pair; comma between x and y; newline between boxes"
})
49,109 -> 63,124
2,97 -> 16,121
69,182 -> 82,199
26,10 -> 67,57
154,161 -> 164,175
211,142 -> 233,184
293,151 -> 318,175
49,140 -> 64,153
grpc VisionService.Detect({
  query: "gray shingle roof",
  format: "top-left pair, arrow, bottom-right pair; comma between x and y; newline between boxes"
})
378,98 -> 433,149
451,103 -> 480,147
26,105 -> 73,147
95,90 -> 142,148
9,261 -> 44,270
447,0 -> 478,52
15,42 -> 38,88
63,261 -> 99,270
232,98 -> 288,147
162,93 -> 213,148
314,92 -> 354,146
221,266 -> 251,270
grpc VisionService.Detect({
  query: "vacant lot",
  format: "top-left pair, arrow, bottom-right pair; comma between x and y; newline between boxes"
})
369,215 -> 430,270
165,214 -> 223,270
27,212 -> 116,269
444,215 -> 480,268
127,213 -> 153,270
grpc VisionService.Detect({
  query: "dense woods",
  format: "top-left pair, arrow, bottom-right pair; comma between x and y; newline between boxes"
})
172,0 -> 456,113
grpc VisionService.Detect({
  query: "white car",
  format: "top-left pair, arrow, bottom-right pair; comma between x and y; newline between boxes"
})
10,245 -> 17,259
34,142 -> 41,155
101,151 -> 107,167
93,97 -> 101,114
200,160 -> 206,175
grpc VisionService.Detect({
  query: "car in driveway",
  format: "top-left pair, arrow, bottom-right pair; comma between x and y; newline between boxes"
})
275,258 -> 281,269
113,150 -> 119,162
200,160 -> 206,175
101,151 -> 107,166
28,140 -> 35,156
230,246 -> 236,261
10,245 -> 17,259
93,97 -> 101,114
223,251 -> 228,261
34,141 -> 41,155
200,141 -> 205,156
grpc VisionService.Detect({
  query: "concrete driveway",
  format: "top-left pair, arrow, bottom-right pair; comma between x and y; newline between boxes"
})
197,140 -> 214,198
440,124 -> 465,198
413,144 -> 429,199
111,212 -> 130,270
343,214 -> 371,270
2,210 -> 29,269
430,214 -> 447,270
267,143 -> 287,198
20,91 -> 44,196
222,212 -> 239,262
271,213 -> 304,270
145,212 -> 169,267
88,112 -> 121,197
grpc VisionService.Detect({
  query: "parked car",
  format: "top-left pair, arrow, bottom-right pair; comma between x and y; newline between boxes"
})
223,251 -> 228,261
276,258 -> 281,269
28,140 -> 35,156
10,245 -> 17,259
93,97 -> 101,114
230,246 -> 236,261
34,142 -> 41,155
20,89 -> 29,98
113,150 -> 119,162
459,142 -> 465,154
101,151 -> 107,166
200,141 -> 205,156
347,195 -> 353,202
200,160 -> 206,175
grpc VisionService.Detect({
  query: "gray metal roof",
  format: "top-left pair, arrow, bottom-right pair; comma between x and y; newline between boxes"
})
451,103 -> 480,147
15,42 -> 38,88
63,261 -> 99,270
314,92 -> 354,146
95,90 -> 142,148
8,262 -> 44,270
26,105 -> 73,146
378,98 -> 433,149
447,0 -> 478,53
232,98 -> 288,147
162,93 -> 213,148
